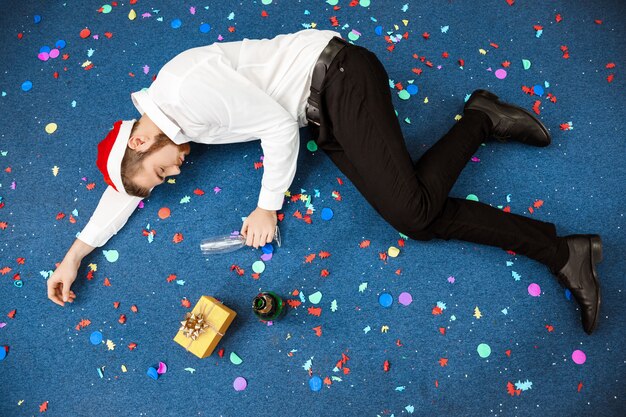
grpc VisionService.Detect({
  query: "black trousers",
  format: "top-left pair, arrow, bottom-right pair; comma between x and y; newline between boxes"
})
309,42 -> 565,272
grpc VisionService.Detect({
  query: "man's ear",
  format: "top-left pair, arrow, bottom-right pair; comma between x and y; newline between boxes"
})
128,135 -> 152,151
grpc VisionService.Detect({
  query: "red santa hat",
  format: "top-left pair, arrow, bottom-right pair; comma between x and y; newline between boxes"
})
96,119 -> 136,193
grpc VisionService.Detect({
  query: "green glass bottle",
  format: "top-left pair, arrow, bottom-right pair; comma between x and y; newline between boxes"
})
252,291 -> 284,321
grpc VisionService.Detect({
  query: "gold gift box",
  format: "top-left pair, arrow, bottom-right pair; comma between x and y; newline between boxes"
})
173,296 -> 236,358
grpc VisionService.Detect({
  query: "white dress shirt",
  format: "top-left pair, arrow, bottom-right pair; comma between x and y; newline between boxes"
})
78,29 -> 342,247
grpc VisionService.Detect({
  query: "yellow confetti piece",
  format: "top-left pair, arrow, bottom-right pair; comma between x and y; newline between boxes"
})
473,306 -> 482,319
18,400 -> 24,406
88,263 -> 97,271
106,339 -> 116,350
81,60 -> 92,68
381,325 -> 389,333
167,178 -> 176,184
423,97 -> 429,104
402,19 -> 409,26
454,114 -> 463,121
121,365 -> 127,372
45,123 -> 57,134
479,48 -> 488,55
388,246 -> 400,257
394,24 -> 399,30
52,166 -> 59,176
311,22 -> 317,29
128,9 -> 136,20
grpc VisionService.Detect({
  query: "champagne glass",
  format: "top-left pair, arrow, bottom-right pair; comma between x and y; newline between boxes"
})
200,225 -> 282,255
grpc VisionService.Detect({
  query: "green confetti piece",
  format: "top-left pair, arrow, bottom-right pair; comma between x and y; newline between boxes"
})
230,352 -> 243,365
330,300 -> 338,312
184,367 -> 196,374
306,140 -> 318,152
252,260 -> 265,274
363,325 -> 371,334
308,291 -> 322,304
398,90 -> 411,100
358,282 -> 368,292
477,343 -> 492,358
522,59 -> 531,70
103,250 -> 119,263
466,194 -> 479,201
180,195 -> 191,204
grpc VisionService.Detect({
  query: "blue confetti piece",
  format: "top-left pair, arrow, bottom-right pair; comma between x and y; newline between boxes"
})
147,367 -> 159,380
55,40 -> 66,49
321,207 -> 334,221
90,331 -> 103,345
533,85 -> 544,96
34,15 -> 41,24
199,23 -> 211,33
261,243 -> 273,254
379,292 -> 393,308
309,375 -> 322,391
171,19 -> 182,29
406,84 -> 418,95
21,81 -> 33,92
375,25 -> 383,36
0,347 -> 6,361
39,46 -> 51,54
565,288 -> 572,300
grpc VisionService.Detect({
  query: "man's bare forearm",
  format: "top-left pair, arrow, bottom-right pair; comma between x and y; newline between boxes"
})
63,238 -> 95,263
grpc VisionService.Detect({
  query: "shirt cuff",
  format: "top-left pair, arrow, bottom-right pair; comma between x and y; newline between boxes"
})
77,222 -> 110,248
257,187 -> 286,211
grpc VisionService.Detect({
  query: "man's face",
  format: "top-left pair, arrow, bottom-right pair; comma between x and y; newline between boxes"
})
133,139 -> 191,190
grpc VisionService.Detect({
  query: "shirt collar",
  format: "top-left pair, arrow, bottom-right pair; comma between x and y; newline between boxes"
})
131,89 -> 188,145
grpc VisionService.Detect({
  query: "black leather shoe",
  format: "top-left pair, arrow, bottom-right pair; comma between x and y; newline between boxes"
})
464,89 -> 551,147
555,234 -> 603,335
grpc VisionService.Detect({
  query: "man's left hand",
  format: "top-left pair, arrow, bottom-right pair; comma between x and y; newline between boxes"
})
241,207 -> 277,248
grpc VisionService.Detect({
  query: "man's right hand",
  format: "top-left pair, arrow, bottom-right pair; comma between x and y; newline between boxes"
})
47,258 -> 79,307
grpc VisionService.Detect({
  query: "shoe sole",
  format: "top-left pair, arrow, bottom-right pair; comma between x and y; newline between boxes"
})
587,235 -> 603,334
468,89 -> 552,146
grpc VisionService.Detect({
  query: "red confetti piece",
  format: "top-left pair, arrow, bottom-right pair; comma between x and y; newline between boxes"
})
607,74 -> 614,83
432,306 -> 442,315
128,342 -> 137,351
39,401 -> 49,412
555,14 -> 562,23
318,251 -> 331,259
261,10 -> 268,17
253,162 -> 263,170
166,274 -> 177,282
606,63 -> 616,69
507,381 -> 522,396
130,305 -> 138,313
56,212 -> 65,220
7,309 -> 16,319
505,0 -> 515,5
577,381 -> 583,392
16,258 -> 25,265
193,188 -> 205,195
79,28 -> 91,39
181,298 -> 191,308
359,240 -> 371,248
113,301 -> 120,309
505,349 -> 512,357
422,32 -> 430,40
287,299 -> 301,308
0,267 -> 11,275
103,277 -> 111,287
320,269 -> 330,277
304,254 -> 316,263
307,306 -> 322,317
0,222 -> 7,230
172,233 -> 184,244
75,319 -> 91,330
546,324 -> 554,332
218,348 -> 224,358
312,325 -> 322,336
439,327 -> 446,335
533,200 -> 544,208
118,314 -> 126,324
337,177 -> 343,185
438,358 -> 448,367
383,360 -> 390,372
532,100 -> 541,115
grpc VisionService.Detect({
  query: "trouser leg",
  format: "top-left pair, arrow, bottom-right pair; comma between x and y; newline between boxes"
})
312,43 -> 568,272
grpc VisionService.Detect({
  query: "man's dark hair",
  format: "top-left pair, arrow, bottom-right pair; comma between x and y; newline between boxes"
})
120,119 -> 171,198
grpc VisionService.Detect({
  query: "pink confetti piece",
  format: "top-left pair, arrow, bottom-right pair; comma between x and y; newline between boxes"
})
143,65 -> 150,74
190,6 -> 196,15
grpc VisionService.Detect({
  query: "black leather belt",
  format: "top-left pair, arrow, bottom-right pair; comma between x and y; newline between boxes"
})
306,36 -> 349,127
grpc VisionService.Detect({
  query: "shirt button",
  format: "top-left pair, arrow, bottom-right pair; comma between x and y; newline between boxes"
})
339,67 -> 344,72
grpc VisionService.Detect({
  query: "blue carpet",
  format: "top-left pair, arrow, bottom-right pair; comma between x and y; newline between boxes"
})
1,1 -> 625,416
